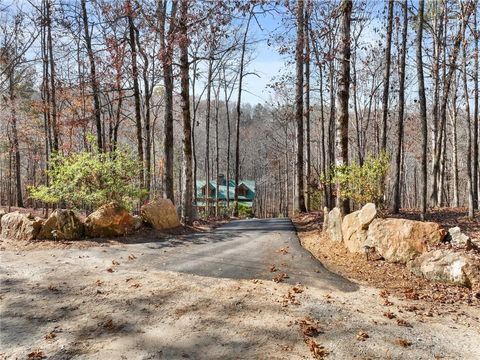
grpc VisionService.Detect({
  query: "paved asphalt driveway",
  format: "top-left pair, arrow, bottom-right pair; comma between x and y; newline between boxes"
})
2,218 -> 356,292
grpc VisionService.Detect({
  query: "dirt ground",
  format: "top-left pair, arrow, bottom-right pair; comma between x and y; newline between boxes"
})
291,210 -> 480,306
1,215 -> 480,359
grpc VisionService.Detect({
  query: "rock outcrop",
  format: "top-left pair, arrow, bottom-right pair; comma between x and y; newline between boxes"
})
367,218 -> 445,263
0,211 -> 44,241
341,203 -> 377,253
141,199 -> 180,230
38,209 -> 84,240
409,249 -> 480,287
324,207 -> 343,242
85,202 -> 136,237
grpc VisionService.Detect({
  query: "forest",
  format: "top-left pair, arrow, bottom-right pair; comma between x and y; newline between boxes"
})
0,0 -> 479,223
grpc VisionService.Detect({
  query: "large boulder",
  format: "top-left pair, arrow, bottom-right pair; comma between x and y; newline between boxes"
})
367,218 -> 446,263
324,207 -> 343,242
0,211 -> 44,241
342,203 -> 377,253
141,199 -> 180,230
85,202 -> 136,237
37,209 -> 84,240
409,249 -> 480,287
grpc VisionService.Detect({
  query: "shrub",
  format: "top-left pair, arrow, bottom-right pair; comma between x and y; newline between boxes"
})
30,147 -> 146,210
322,153 -> 389,206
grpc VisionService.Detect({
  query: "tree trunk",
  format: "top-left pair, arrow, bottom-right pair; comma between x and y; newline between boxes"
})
157,0 -> 178,202
416,0 -> 428,220
295,0 -> 306,213
304,0 -> 311,211
335,0 -> 352,215
392,1 -> 408,213
9,71 -> 23,207
46,0 -> 58,152
80,0 -> 102,151
179,0 -> 193,225
234,11 -> 253,217
127,5 -> 145,190
381,0 -> 394,152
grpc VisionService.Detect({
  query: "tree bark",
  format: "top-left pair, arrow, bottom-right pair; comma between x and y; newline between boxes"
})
416,0 -> 428,220
127,4 -> 145,189
295,0 -> 306,213
381,0 -> 394,152
335,0 -> 352,215
80,0 -> 102,151
392,1 -> 408,213
179,0 -> 193,224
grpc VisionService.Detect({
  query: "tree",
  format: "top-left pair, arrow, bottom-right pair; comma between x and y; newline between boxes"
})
335,0 -> 352,215
295,0 -> 306,213
179,0 -> 193,224
380,0 -> 394,152
392,1 -> 408,213
416,0 -> 428,220
80,0 -> 102,151
157,0 -> 178,203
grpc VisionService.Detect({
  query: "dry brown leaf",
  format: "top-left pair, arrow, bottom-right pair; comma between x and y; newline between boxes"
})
277,247 -> 289,255
297,317 -> 322,337
356,331 -> 369,341
47,284 -> 58,292
27,350 -> 46,360
95,279 -> 103,286
128,254 -> 136,261
396,319 -> 411,327
44,332 -> 56,340
292,286 -> 304,293
273,272 -> 289,283
383,311 -> 396,319
270,264 -> 277,272
394,338 -> 412,347
112,260 -> 120,266
130,283 -> 141,288
305,338 -> 328,359
106,268 -> 114,273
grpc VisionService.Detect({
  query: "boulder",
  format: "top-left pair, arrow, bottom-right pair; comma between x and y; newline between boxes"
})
85,202 -> 136,237
447,227 -> 472,247
409,249 -> 480,287
367,218 -> 446,263
325,207 -> 343,242
37,209 -> 84,240
0,211 -> 44,241
342,203 -> 377,253
141,199 -> 180,230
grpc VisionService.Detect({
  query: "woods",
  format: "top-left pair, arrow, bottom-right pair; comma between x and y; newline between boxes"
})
0,0 -> 478,220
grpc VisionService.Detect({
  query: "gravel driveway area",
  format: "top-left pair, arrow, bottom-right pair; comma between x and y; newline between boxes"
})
1,219 -> 479,359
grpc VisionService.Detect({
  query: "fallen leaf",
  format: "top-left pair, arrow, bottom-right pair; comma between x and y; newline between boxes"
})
396,319 -> 411,327
356,331 -> 369,341
130,283 -> 141,288
95,280 -> 103,286
298,317 -> 322,337
383,311 -> 396,319
44,332 -> 56,340
48,284 -> 58,292
27,350 -> 46,360
106,268 -> 114,273
270,264 -> 277,272
305,338 -> 328,359
394,338 -> 412,347
128,254 -> 136,261
273,272 -> 289,283
112,260 -> 120,266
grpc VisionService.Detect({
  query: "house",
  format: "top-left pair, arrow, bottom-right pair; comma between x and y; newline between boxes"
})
195,174 -> 256,210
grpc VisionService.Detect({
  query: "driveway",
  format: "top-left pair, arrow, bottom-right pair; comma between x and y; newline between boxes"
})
1,219 -> 479,359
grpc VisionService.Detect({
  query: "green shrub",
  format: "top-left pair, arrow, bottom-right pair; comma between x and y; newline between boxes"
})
322,153 -> 389,207
30,147 -> 146,209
